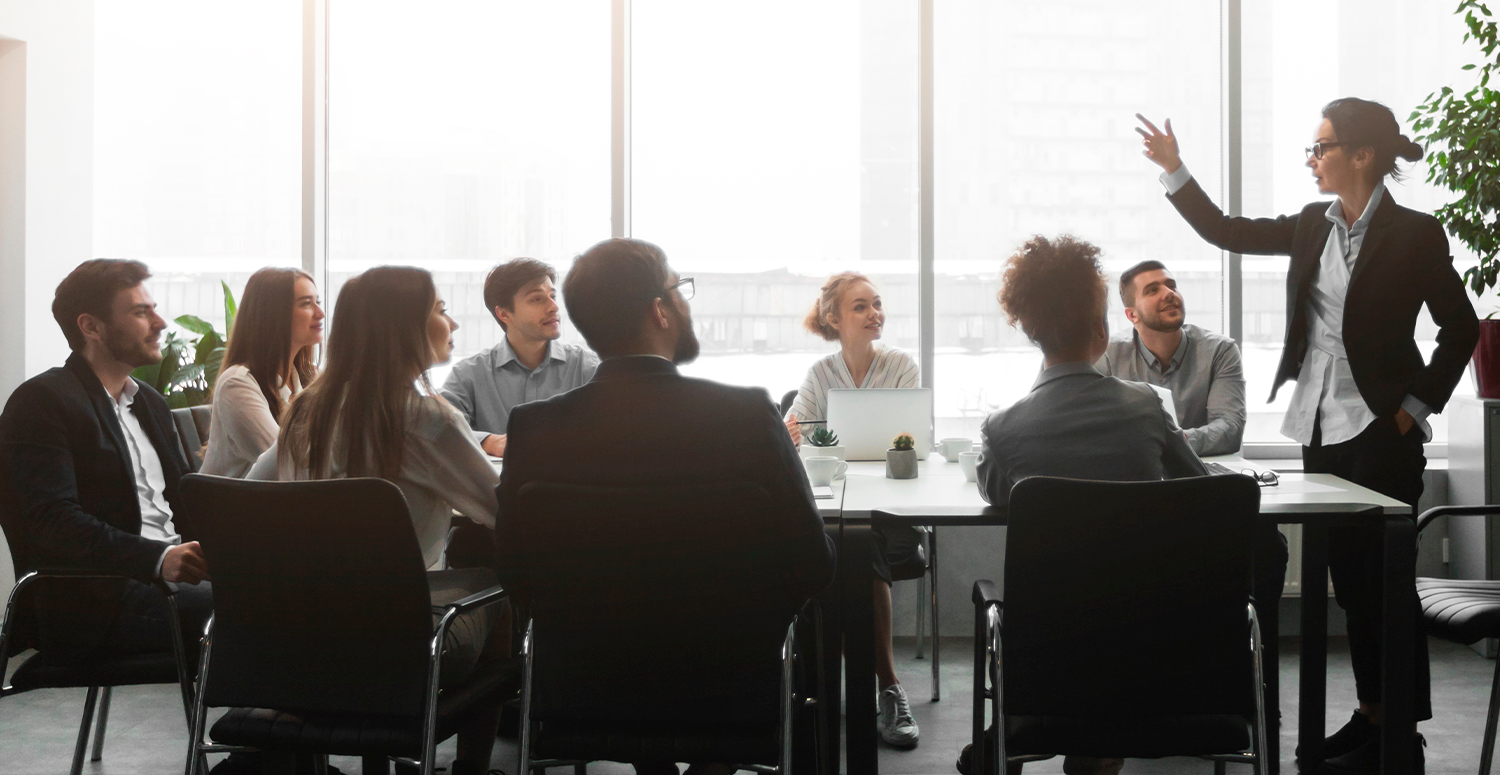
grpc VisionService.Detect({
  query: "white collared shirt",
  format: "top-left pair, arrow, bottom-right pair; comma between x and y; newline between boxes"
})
202,364 -> 299,478
111,379 -> 181,573
1161,166 -> 1433,445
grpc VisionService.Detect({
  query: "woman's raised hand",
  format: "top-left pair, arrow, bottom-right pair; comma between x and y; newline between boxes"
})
1135,113 -> 1181,173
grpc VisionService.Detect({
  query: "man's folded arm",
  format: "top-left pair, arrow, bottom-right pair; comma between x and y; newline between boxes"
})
1186,343 -> 1247,456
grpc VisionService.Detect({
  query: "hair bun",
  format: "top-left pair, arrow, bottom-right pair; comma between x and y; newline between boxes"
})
1398,134 -> 1424,162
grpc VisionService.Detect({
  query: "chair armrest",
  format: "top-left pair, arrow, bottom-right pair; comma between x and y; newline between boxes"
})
1415,505 -> 1500,535
972,579 -> 1002,609
440,584 -> 508,616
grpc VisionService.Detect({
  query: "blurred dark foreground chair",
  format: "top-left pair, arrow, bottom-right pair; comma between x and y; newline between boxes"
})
0,568 -> 196,775
178,474 -> 519,775
500,481 -> 825,775
965,475 -> 1269,775
1413,505 -> 1500,775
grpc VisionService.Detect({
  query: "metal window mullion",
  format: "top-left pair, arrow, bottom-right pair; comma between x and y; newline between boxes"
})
1224,0 -> 1243,344
303,0 -> 328,287
612,0 -> 631,239
919,0 -> 935,393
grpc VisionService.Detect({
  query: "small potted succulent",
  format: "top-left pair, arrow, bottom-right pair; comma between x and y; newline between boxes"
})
800,426 -> 846,461
886,432 -> 918,480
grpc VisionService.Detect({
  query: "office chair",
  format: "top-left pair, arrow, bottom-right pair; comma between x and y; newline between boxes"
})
170,406 -> 212,469
0,568 -> 196,775
178,474 -> 519,775
500,481 -> 823,774
1414,505 -> 1500,775
967,475 -> 1268,775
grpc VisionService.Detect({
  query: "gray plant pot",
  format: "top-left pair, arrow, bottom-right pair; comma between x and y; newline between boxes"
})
886,448 -> 918,479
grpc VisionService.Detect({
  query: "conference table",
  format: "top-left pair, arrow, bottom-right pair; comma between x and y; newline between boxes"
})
813,453 -> 1416,775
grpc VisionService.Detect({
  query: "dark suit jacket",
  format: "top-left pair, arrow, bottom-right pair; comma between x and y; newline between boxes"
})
1168,179 -> 1479,416
0,353 -> 195,654
496,355 -> 836,610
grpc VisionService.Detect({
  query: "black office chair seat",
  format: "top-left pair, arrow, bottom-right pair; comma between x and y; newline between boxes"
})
208,658 -> 521,758
1006,714 -> 1251,759
887,540 -> 928,583
1416,577 -> 1500,645
9,650 -> 184,691
532,720 -> 778,766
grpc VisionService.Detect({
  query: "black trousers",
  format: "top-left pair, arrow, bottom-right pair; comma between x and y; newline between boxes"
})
1303,415 -> 1432,721
102,579 -> 215,656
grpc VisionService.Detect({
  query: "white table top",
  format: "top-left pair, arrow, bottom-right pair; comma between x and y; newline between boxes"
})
819,452 -> 1410,519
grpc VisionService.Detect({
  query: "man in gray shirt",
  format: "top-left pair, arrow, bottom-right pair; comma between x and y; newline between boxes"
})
441,258 -> 600,457
1095,260 -> 1246,456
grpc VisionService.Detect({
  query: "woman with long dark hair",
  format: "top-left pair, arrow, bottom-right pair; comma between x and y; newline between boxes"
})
1138,98 -> 1479,772
249,266 -> 503,775
201,267 -> 322,477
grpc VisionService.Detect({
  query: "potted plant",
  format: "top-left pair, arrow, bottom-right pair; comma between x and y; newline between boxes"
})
131,281 -> 237,408
886,432 -> 918,480
799,426 -> 846,461
1412,0 -> 1500,397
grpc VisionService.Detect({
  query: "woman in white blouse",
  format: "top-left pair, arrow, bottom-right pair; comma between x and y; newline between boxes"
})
249,266 -> 503,775
201,267 -> 323,477
786,272 -> 924,749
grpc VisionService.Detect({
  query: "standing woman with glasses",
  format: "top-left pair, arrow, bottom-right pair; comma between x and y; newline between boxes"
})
201,267 -> 323,478
1137,99 -> 1479,773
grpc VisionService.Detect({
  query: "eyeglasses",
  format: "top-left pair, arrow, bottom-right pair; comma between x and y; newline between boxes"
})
1242,469 -> 1280,488
666,277 -> 695,301
1304,142 -> 1348,160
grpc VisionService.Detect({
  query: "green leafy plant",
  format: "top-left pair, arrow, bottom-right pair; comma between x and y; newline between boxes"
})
891,432 -> 915,452
132,281 -> 237,409
1412,0 -> 1500,313
807,426 -> 841,447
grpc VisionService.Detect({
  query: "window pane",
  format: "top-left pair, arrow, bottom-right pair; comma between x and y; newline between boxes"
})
934,0 -> 1224,439
1241,0 -> 1482,444
632,0 -> 919,401
328,0 -> 612,382
94,0 -> 302,334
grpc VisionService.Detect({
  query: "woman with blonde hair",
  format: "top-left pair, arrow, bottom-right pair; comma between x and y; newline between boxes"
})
786,272 -> 923,749
249,266 -> 503,775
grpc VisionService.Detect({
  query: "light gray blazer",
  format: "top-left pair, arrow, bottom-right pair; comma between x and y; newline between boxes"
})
977,361 -> 1208,506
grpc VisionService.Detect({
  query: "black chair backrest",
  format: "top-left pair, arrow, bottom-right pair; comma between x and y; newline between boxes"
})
178,474 -> 434,718
171,406 -> 212,469
1002,475 -> 1260,718
778,390 -> 797,417
505,481 -> 798,725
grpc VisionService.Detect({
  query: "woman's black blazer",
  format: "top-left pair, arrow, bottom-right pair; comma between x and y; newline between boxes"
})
1167,177 -> 1479,418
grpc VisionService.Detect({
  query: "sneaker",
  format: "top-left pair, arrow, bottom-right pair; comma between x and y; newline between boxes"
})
1295,710 -> 1376,763
878,684 -> 920,747
1324,732 -> 1425,774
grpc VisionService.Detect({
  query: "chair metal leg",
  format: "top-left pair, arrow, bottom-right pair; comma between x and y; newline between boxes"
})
72,686 -> 100,775
914,574 -> 927,660
989,606 -> 1004,775
518,622 -> 535,775
90,686 -> 112,762
1481,650 -> 1500,775
930,527 -> 941,702
780,621 -> 797,775
1249,604 -> 1269,775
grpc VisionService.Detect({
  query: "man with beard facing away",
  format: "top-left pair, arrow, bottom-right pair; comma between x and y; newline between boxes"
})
495,238 -> 836,775
1095,260 -> 1247,457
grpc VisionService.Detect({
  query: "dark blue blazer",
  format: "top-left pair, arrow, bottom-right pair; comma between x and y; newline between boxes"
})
0,353 -> 195,653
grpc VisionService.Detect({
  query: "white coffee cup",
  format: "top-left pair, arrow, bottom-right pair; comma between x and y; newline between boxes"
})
958,451 -> 980,483
804,456 -> 849,487
940,437 -> 973,462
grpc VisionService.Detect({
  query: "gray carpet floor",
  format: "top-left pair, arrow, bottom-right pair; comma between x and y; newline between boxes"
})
1,637 -> 1493,774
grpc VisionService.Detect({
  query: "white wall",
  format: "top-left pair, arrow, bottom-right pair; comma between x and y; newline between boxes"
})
0,0 -> 94,609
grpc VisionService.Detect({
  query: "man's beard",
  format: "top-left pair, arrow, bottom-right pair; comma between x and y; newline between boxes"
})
104,325 -> 162,369
1140,306 -> 1185,334
669,305 -> 700,365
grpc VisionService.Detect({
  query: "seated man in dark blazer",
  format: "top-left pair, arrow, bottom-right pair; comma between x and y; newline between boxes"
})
0,259 -> 210,659
497,238 -> 836,775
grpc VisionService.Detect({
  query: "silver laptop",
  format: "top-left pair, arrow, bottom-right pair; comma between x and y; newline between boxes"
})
825,388 -> 933,461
